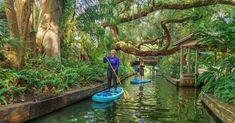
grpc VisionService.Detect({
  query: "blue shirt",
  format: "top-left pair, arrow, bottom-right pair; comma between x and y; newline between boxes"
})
133,66 -> 138,73
103,56 -> 120,71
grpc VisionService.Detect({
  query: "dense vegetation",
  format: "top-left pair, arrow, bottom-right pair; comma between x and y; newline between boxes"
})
0,0 -> 235,105
0,0 -> 133,105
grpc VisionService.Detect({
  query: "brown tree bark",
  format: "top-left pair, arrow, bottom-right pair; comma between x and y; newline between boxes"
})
75,44 -> 90,63
4,0 -> 36,69
115,41 -> 180,56
15,0 -> 36,55
161,16 -> 190,50
36,0 -> 62,59
136,37 -> 163,49
104,17 -> 190,56
107,25 -> 180,56
4,0 -> 23,69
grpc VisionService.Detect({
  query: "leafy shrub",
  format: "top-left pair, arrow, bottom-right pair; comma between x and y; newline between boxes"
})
118,65 -> 130,76
195,66 -> 220,91
158,54 -> 180,78
0,68 -> 26,105
214,72 -> 235,104
196,53 -> 235,104
0,57 -> 110,105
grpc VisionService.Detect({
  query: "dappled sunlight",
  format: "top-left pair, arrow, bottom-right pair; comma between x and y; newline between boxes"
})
0,0 -> 234,122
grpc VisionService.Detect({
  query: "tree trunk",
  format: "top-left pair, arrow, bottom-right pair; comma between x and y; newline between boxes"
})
36,0 -> 61,59
15,0 -> 36,56
4,0 -> 23,69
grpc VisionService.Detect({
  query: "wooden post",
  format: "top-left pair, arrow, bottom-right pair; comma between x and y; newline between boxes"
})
187,48 -> 191,74
195,48 -> 199,76
180,46 -> 184,80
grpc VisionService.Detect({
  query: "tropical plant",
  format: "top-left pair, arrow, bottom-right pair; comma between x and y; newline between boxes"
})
196,53 -> 235,104
214,72 -> 235,104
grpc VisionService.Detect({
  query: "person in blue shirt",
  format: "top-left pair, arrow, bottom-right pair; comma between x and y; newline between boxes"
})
103,49 -> 120,92
133,65 -> 138,73
133,65 -> 138,80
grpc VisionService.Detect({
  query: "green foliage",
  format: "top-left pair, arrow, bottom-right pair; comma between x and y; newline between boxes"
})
214,72 -> 235,104
193,7 -> 235,53
0,56 -> 107,105
118,65 -> 131,76
0,68 -> 26,105
196,53 -> 235,104
158,54 -> 180,78
0,19 -> 8,37
196,67 -> 220,92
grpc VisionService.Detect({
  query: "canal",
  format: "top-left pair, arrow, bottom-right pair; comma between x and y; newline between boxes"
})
28,76 -> 219,123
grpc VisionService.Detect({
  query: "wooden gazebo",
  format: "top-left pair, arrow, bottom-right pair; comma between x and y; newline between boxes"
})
174,34 -> 201,87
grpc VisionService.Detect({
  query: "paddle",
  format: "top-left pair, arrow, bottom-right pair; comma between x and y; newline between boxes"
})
105,57 -> 131,100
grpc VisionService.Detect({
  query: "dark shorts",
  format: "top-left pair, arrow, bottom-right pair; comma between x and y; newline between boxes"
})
139,69 -> 144,76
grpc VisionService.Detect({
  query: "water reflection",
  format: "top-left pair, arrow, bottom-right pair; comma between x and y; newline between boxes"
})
92,102 -> 113,109
28,77 -> 219,123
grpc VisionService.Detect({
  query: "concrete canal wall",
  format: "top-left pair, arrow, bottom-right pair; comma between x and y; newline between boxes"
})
165,75 -> 235,123
0,73 -> 134,123
202,94 -> 235,123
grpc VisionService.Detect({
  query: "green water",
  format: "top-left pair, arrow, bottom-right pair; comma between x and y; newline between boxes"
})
28,77 -> 219,123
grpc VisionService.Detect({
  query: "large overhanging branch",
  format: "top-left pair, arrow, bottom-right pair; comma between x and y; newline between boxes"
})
115,41 -> 180,56
102,16 -> 191,56
119,0 -> 235,23
102,22 -> 164,48
161,16 -> 190,50
136,37 -> 163,49
102,23 -> 119,42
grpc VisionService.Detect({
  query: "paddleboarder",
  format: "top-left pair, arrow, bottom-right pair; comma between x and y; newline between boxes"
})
133,65 -> 138,80
139,59 -> 145,80
103,49 -> 120,92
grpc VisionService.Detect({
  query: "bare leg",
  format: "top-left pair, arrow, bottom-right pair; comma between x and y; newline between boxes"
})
140,76 -> 143,80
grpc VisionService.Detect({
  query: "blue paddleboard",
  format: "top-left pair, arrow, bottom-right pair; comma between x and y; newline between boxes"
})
92,87 -> 124,102
130,79 -> 151,84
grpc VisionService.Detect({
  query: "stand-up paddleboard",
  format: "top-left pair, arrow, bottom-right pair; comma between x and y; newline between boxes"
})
130,79 -> 151,84
92,87 -> 124,102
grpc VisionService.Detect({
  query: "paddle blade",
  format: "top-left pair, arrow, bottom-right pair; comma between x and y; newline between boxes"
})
123,90 -> 131,100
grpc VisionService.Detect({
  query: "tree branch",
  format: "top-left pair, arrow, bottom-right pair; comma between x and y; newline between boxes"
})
103,16 -> 190,56
136,37 -> 163,49
115,41 -> 180,56
119,0 -> 235,23
161,16 -> 190,50
102,23 -> 119,42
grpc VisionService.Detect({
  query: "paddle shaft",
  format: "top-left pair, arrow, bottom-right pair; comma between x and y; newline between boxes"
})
105,57 -> 122,84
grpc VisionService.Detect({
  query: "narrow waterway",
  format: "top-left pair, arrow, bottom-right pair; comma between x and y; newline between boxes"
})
28,76 -> 219,123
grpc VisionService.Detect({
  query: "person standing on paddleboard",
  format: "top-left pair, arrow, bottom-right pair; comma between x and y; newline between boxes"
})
139,59 -> 145,80
103,49 -> 120,92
